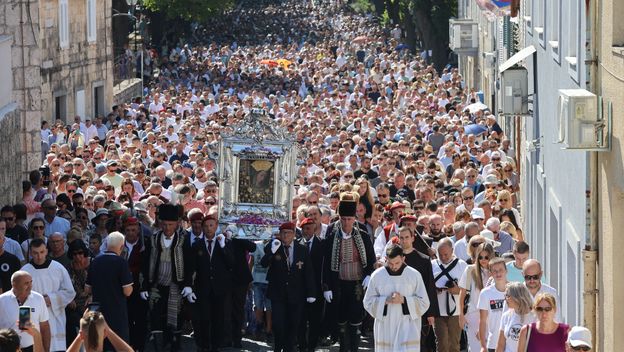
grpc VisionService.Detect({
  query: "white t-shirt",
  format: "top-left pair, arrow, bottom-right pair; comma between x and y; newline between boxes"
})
477,284 -> 508,349
499,310 -> 535,352
0,290 -> 49,348
458,265 -> 489,314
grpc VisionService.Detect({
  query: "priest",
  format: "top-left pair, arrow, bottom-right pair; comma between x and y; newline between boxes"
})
22,238 -> 76,352
363,243 -> 430,352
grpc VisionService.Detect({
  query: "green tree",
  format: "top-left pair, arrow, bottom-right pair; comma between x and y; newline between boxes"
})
142,0 -> 234,22
368,0 -> 456,69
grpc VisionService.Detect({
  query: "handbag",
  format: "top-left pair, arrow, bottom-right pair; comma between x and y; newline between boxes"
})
524,323 -> 533,352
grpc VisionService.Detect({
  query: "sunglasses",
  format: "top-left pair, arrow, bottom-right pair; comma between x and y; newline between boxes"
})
471,242 -> 484,248
205,201 -> 216,205
571,346 -> 591,351
463,196 -> 474,200
524,274 -> 541,281
534,306 -> 553,312
33,225 -> 44,230
478,256 -> 489,260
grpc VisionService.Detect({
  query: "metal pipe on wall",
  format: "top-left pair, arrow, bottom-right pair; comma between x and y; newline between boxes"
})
584,0 -> 599,347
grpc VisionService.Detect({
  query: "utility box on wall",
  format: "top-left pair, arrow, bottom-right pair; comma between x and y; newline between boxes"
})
449,19 -> 478,56
500,67 -> 528,115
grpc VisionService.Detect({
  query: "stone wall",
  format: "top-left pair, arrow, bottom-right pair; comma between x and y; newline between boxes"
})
0,0 -> 43,205
113,78 -> 142,106
39,0 -> 113,121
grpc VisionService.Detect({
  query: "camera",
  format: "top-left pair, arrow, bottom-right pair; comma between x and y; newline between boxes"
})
39,166 -> 50,186
444,279 -> 457,289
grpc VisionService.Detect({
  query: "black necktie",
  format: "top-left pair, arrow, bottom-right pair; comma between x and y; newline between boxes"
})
207,240 -> 213,255
307,240 -> 312,252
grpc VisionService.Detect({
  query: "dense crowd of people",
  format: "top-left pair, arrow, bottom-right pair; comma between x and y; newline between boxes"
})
0,0 -> 594,352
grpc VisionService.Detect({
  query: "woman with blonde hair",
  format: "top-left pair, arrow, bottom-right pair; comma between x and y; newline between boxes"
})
517,293 -> 569,352
495,282 -> 535,352
500,221 -> 522,241
67,310 -> 133,352
458,242 -> 494,352
355,177 -> 375,218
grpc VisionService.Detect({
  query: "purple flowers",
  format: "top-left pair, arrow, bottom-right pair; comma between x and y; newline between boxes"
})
234,214 -> 282,225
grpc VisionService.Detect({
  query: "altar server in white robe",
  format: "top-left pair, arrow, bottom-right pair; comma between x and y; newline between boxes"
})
21,238 -> 75,351
364,243 -> 430,352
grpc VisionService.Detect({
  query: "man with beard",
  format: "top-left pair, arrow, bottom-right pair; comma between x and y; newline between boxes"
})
363,243 -> 430,352
424,214 -> 446,250
353,156 -> 378,180
322,193 -> 375,352
397,227 -> 439,351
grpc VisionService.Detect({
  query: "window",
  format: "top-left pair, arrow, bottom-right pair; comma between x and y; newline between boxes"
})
86,0 -> 96,42
534,0 -> 546,46
93,85 -> 105,117
59,0 -> 69,48
565,0 -> 580,79
0,36 -> 11,109
614,0 -> 624,46
75,89 -> 85,120
524,0 -> 533,31
55,95 -> 67,121
549,0 -> 561,61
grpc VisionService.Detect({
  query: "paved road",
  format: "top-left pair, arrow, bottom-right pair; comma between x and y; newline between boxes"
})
145,333 -> 374,351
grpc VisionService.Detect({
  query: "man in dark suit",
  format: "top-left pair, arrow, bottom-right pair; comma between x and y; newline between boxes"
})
184,214 -> 234,352
120,213 -> 151,352
229,235 -> 256,348
261,222 -> 316,352
183,209 -> 205,351
322,194 -> 376,352
297,217 -> 324,352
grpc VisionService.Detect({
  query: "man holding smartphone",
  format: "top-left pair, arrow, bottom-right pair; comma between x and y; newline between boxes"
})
0,271 -> 50,352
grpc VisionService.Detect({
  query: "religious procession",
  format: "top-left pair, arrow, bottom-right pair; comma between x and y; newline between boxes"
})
0,0 -> 594,352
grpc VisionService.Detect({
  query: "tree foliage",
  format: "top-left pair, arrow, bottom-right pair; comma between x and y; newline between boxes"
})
366,0 -> 457,69
142,0 -> 234,22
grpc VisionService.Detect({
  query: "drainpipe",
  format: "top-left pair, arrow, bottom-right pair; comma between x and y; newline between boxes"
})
584,0 -> 599,347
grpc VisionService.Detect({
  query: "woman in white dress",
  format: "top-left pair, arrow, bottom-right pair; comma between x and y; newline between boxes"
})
458,241 -> 495,351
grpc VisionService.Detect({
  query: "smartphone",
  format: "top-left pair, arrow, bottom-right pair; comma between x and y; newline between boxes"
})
18,306 -> 31,330
87,302 -> 101,312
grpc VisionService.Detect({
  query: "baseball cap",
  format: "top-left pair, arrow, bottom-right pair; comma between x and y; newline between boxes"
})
567,326 -> 592,348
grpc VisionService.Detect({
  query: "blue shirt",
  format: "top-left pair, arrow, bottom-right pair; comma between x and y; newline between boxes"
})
44,216 -> 71,238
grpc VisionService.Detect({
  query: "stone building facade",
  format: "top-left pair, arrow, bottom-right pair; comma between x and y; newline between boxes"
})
40,0 -> 113,122
0,0 -> 43,204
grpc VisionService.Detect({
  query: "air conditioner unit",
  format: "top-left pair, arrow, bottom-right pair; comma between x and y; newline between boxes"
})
449,19 -> 478,55
500,67 -> 528,115
556,89 -> 599,149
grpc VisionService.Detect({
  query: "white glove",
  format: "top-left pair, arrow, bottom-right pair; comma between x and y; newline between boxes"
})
216,234 -> 226,248
140,291 -> 149,301
181,287 -> 193,298
271,239 -> 281,254
323,291 -> 333,303
362,276 -> 371,289
306,297 -> 316,303
186,293 -> 197,303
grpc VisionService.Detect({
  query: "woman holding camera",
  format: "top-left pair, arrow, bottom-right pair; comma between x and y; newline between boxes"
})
67,310 -> 133,352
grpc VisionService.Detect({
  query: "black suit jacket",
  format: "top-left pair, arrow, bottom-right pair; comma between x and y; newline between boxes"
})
185,237 -> 235,296
321,221 -> 376,294
261,241 -> 316,303
230,238 -> 256,286
298,236 -> 324,298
